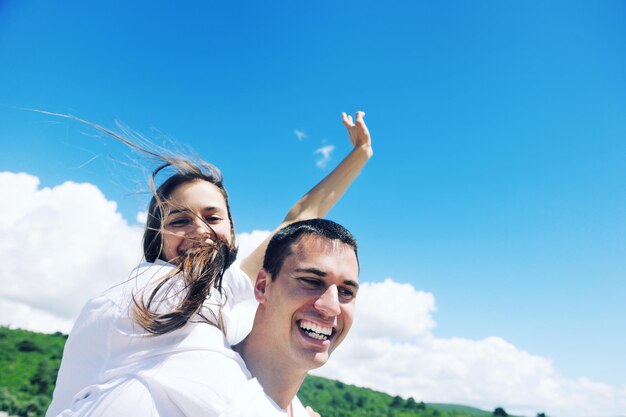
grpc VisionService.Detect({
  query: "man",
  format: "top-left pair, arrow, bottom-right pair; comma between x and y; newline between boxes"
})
56,219 -> 359,417
235,218 -> 359,414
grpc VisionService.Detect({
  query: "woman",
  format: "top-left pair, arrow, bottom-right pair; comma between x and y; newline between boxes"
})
46,111 -> 372,417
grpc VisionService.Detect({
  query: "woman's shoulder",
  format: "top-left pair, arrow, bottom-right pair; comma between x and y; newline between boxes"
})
102,260 -> 178,304
129,259 -> 177,285
222,262 -> 254,296
70,261 -> 175,330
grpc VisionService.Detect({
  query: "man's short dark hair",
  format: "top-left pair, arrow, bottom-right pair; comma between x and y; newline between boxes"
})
262,219 -> 358,279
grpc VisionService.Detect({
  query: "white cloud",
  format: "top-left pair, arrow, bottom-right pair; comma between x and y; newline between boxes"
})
0,296 -> 74,334
235,229 -> 271,260
136,210 -> 148,225
231,229 -> 272,274
3,171 -> 626,417
314,145 -> 334,168
0,172 -> 144,332
294,129 -> 307,141
352,278 -> 436,341
316,278 -> 626,417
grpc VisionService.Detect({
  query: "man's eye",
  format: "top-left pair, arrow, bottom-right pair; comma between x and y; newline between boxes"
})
339,287 -> 356,301
299,278 -> 322,288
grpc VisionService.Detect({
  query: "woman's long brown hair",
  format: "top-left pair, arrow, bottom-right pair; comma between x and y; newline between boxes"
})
132,239 -> 231,335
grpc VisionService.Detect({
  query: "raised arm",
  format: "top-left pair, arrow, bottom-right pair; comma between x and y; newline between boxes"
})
240,111 -> 373,280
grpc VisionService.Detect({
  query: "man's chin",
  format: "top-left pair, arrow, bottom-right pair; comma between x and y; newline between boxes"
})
309,352 -> 331,370
294,330 -> 335,369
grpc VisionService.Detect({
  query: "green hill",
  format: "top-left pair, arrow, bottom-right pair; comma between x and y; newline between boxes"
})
299,376 -> 513,417
0,326 -> 505,417
427,404 -> 500,417
0,327 -> 67,417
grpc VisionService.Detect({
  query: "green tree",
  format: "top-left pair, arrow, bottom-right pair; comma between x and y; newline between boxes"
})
344,391 -> 355,404
356,395 -> 366,408
17,340 -> 39,352
406,397 -> 418,409
390,395 -> 404,408
0,387 -> 18,415
494,407 -> 508,416
30,360 -> 56,395
16,395 -> 49,417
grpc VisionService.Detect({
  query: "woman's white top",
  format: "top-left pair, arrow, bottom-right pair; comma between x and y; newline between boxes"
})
46,260 -> 307,417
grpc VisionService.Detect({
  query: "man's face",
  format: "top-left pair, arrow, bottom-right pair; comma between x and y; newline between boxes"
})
255,234 -> 359,371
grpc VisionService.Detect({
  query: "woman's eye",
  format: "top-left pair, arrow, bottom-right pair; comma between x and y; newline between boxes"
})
205,216 -> 222,223
168,218 -> 190,227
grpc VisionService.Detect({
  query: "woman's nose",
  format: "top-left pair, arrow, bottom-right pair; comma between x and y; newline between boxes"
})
190,218 -> 215,240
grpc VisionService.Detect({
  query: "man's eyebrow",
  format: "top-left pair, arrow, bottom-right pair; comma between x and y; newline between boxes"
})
344,280 -> 359,290
294,268 -> 327,277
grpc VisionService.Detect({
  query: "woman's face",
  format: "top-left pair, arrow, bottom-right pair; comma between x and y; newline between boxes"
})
161,180 -> 232,263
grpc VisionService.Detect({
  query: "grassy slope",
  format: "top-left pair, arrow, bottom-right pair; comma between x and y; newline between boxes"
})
0,327 -> 67,416
0,326 -> 503,417
300,375 -> 503,417
428,404 -> 504,417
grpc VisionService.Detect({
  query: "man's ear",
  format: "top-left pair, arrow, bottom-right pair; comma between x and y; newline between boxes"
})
254,269 -> 270,304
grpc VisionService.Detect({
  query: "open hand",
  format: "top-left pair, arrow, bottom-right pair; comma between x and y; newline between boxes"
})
342,111 -> 372,152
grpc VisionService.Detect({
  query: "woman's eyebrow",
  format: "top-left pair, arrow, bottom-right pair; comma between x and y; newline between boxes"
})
167,208 -> 189,215
168,206 -> 221,215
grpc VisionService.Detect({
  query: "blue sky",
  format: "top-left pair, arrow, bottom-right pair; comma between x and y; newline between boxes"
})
1,1 -> 625,414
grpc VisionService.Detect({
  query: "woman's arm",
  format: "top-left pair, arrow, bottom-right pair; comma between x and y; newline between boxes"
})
240,111 -> 373,280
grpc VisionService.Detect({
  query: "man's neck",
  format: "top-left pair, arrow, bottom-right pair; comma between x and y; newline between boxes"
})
234,337 -> 307,410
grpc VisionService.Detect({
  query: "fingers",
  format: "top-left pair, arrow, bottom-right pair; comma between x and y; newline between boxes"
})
342,111 -> 369,148
355,110 -> 366,125
305,406 -> 321,417
342,112 -> 353,128
342,111 -> 365,127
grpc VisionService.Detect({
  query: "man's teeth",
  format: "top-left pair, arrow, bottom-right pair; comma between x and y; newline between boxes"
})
299,320 -> 332,340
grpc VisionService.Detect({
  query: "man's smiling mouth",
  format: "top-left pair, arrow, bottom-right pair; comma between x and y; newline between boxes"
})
299,320 -> 333,341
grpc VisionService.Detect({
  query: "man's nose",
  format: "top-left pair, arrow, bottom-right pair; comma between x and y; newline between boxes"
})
314,285 -> 341,317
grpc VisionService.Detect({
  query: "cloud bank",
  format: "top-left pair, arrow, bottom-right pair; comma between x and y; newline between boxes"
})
0,172 -> 144,328
1,171 -> 624,417
317,279 -> 626,417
